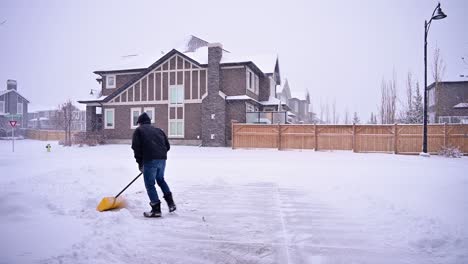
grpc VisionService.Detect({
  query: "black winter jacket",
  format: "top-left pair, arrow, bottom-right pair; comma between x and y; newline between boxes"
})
131,122 -> 170,168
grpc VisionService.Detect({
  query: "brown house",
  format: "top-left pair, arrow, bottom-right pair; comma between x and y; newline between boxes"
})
79,36 -> 283,146
428,81 -> 468,124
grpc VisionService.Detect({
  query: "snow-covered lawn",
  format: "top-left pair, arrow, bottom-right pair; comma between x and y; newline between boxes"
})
1,140 -> 467,264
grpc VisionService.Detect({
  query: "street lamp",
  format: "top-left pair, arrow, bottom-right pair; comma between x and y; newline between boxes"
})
423,2 -> 446,154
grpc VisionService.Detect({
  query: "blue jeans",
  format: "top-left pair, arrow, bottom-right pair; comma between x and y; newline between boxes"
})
143,160 -> 171,204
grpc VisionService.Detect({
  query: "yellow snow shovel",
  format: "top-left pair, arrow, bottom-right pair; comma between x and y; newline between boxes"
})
97,172 -> 143,212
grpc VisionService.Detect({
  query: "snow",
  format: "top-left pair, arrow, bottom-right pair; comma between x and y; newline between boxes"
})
182,46 -> 278,74
225,95 -> 258,102
453,102 -> 468,109
260,96 -> 285,106
1,140 -> 468,263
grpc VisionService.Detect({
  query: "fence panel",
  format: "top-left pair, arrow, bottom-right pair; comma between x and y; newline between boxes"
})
318,125 -> 353,151
232,123 -> 468,154
232,124 -> 279,149
280,125 -> 315,150
447,124 -> 468,153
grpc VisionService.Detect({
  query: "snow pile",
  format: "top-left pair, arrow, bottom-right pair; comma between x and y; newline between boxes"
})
438,146 -> 463,158
0,140 -> 467,263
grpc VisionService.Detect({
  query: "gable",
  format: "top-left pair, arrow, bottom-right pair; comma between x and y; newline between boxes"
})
0,90 -> 30,103
105,52 -> 208,104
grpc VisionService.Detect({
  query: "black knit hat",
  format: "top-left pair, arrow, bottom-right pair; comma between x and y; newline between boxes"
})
137,112 -> 151,125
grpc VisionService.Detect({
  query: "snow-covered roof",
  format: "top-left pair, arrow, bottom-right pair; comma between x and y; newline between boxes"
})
260,96 -> 287,106
184,46 -> 278,74
225,95 -> 258,102
0,89 -> 30,103
78,95 -> 108,103
0,90 -> 10,97
453,102 -> 468,109
290,90 -> 308,100
29,117 -> 49,121
95,36 -> 278,75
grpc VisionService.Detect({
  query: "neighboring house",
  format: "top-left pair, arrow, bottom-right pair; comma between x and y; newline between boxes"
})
277,79 -> 313,123
427,81 -> 468,124
27,109 -> 87,131
0,80 -> 30,135
78,35 -> 284,146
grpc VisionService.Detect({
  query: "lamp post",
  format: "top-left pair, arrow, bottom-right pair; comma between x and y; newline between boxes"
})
423,2 -> 446,154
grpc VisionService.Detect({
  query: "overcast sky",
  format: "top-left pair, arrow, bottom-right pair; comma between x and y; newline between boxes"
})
1,0 -> 467,121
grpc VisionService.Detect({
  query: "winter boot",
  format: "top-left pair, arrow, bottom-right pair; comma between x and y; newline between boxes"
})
143,202 -> 161,218
164,192 -> 177,212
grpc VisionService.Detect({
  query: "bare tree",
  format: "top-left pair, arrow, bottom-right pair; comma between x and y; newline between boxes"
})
319,101 -> 324,124
432,47 -> 446,84
58,100 -> 79,146
332,99 -> 336,124
379,73 -> 398,124
344,108 -> 349,125
431,47 -> 446,122
325,99 -> 330,124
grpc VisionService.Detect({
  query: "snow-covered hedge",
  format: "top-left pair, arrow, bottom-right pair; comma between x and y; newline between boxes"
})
438,146 -> 462,158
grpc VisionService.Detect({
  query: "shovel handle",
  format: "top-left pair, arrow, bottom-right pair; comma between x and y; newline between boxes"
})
115,172 -> 143,198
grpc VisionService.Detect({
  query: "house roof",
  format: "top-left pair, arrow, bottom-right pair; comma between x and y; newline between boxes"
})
0,89 -> 30,103
427,81 -> 468,90
453,102 -> 468,109
84,36 -> 280,105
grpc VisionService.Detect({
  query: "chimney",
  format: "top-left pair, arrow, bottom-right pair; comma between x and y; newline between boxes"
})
7,79 -> 17,90
201,43 -> 226,147
207,43 -> 222,95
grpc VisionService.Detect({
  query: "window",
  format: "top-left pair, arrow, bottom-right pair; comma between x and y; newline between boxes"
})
104,108 -> 115,129
169,85 -> 184,104
255,75 -> 259,94
169,120 -> 184,137
246,68 -> 259,95
106,75 -> 116,89
144,107 -> 155,123
429,88 -> 436,106
0,101 -> 4,114
131,107 -> 142,129
17,102 -> 23,115
246,103 -> 255,112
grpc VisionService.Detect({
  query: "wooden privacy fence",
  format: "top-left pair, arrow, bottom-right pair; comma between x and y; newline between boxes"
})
232,123 -> 468,154
25,129 -> 78,141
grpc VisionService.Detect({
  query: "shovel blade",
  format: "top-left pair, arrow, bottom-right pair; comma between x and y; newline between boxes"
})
97,196 -> 126,212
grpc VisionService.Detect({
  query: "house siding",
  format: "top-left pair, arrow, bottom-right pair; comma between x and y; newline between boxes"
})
221,68 -> 246,96
102,104 -> 168,139
184,103 -> 202,140
226,100 -> 246,141
428,82 -> 468,122
102,73 -> 140,96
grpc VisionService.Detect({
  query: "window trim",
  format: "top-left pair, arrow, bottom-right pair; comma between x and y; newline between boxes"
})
169,84 -> 184,105
106,75 -> 116,89
17,102 -> 23,115
246,68 -> 258,95
104,108 -> 115,129
143,107 -> 155,124
168,119 -> 184,138
130,107 -> 142,129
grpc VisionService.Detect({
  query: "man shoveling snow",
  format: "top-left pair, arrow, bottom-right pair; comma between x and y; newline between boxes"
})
131,112 -> 176,217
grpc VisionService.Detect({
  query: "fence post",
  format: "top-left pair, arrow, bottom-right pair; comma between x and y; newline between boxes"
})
314,123 -> 318,151
277,122 -> 282,151
394,123 -> 398,154
444,122 -> 448,148
231,121 -> 236,149
352,123 -> 356,153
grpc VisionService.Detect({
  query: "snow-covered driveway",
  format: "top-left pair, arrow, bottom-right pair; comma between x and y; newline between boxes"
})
1,140 -> 467,264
